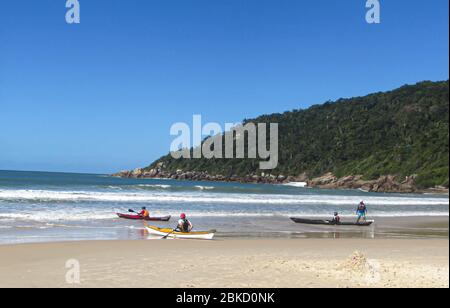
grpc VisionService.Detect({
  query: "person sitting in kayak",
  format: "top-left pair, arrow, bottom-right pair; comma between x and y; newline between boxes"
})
139,207 -> 150,219
176,213 -> 193,233
331,212 -> 341,224
356,201 -> 367,223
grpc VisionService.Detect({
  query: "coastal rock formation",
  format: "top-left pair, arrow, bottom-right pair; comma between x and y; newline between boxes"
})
307,173 -> 420,193
112,168 -> 290,184
308,173 -> 338,186
112,167 -> 448,194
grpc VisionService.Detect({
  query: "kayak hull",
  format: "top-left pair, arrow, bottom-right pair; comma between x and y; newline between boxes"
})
291,217 -> 374,226
117,213 -> 171,222
145,226 -> 215,240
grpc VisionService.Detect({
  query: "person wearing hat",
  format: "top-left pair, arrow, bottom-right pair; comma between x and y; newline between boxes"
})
176,213 -> 193,233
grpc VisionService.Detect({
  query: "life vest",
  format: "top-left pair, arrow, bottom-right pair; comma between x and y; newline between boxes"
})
180,219 -> 191,232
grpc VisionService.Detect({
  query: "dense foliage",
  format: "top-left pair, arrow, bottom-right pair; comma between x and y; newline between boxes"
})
147,81 -> 449,188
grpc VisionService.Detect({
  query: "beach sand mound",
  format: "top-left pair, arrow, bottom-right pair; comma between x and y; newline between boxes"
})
338,251 -> 370,273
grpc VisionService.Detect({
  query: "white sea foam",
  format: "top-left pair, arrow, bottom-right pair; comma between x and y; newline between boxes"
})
284,182 -> 308,188
0,188 -> 448,223
107,186 -> 123,190
0,211 -> 116,222
195,186 -> 215,190
0,210 -> 447,223
0,189 -> 448,206
136,184 -> 172,189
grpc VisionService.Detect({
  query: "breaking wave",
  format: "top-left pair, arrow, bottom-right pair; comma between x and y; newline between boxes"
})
0,188 -> 448,206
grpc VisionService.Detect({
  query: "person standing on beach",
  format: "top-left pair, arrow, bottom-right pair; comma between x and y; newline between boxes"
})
356,201 -> 368,223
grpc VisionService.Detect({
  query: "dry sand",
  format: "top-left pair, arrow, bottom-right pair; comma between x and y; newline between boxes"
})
0,239 -> 448,288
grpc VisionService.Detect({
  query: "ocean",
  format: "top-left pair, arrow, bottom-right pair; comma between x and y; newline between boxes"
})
0,170 -> 448,244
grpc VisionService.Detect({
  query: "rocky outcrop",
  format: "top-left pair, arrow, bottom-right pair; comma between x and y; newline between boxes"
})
306,173 -> 436,193
308,173 -> 337,186
112,168 -> 291,184
112,168 -> 448,194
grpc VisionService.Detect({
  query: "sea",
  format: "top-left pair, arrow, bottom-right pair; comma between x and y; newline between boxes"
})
0,170 -> 448,244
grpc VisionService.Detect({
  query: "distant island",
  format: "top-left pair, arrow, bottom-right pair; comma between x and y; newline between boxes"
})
114,80 -> 449,194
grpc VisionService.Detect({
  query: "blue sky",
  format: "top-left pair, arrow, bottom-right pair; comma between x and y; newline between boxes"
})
0,0 -> 448,174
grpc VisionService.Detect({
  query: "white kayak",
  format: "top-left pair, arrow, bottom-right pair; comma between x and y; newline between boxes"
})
145,226 -> 216,240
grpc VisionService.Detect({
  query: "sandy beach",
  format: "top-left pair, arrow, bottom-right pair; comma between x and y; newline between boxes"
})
0,238 -> 448,288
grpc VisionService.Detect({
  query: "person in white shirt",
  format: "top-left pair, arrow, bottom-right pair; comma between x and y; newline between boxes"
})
176,213 -> 193,233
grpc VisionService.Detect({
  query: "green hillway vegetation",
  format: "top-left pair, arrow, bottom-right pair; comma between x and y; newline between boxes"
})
147,80 -> 449,189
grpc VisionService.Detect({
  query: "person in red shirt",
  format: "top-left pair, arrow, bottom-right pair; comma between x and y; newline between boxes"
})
356,201 -> 368,223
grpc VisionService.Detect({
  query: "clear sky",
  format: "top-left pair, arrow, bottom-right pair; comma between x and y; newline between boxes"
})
0,0 -> 448,174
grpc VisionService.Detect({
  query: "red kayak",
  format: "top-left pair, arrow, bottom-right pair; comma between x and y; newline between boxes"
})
116,213 -> 171,222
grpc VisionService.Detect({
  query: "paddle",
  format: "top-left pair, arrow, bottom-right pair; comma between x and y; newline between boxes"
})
160,221 -> 198,239
141,220 -> 175,239
128,209 -> 145,217
162,229 -> 176,239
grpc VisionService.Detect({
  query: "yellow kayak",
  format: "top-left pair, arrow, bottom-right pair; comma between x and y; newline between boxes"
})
145,226 -> 216,240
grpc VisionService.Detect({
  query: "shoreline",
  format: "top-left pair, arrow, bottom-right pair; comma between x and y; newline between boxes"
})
0,238 -> 448,288
0,216 -> 448,246
111,171 -> 450,196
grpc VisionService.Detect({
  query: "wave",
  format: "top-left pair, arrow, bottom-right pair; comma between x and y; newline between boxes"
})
0,189 -> 448,206
136,184 -> 172,189
284,182 -> 308,188
195,186 -> 215,191
106,184 -> 172,190
0,210 -> 448,224
0,211 -> 116,222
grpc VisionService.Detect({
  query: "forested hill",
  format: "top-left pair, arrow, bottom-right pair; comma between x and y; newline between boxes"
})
140,80 -> 449,190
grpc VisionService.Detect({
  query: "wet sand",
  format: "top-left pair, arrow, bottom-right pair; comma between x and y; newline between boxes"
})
0,238 -> 448,288
0,216 -> 448,245
218,216 -> 450,239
